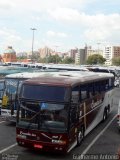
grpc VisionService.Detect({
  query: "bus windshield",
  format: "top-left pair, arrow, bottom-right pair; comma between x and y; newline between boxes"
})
0,80 -> 5,99
5,79 -> 23,99
18,101 -> 69,132
5,79 -> 18,95
20,84 -> 70,102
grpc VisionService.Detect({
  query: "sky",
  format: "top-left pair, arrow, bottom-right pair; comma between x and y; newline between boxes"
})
0,0 -> 120,53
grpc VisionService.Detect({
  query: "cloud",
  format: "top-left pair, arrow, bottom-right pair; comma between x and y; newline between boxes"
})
48,8 -> 120,26
0,1 -> 15,10
48,7 -> 120,43
0,28 -> 26,53
0,27 -> 42,53
82,13 -> 120,43
46,31 -> 67,38
0,0 -> 92,14
48,8 -> 81,22
0,0 -> 120,52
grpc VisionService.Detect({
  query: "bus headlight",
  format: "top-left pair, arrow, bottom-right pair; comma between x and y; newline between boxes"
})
17,134 -> 26,139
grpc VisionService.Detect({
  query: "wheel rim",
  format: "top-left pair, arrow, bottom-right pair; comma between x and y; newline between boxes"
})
103,114 -> 106,120
78,131 -> 83,144
103,110 -> 107,121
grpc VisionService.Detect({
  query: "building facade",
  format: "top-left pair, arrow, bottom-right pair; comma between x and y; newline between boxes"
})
75,52 -> 80,65
38,46 -> 53,58
103,46 -> 120,65
2,46 -> 17,63
80,49 -> 86,65
70,48 -> 78,60
87,48 -> 103,58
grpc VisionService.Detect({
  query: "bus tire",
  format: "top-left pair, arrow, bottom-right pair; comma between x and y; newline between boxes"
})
77,127 -> 84,146
102,109 -> 107,122
108,105 -> 110,113
117,84 -> 119,88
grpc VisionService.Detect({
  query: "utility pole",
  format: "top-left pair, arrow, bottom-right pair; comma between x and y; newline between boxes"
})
30,28 -> 37,63
54,45 -> 59,64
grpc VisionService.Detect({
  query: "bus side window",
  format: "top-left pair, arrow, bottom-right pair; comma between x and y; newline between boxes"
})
70,104 -> 78,126
94,82 -> 100,94
108,78 -> 114,89
70,85 -> 79,126
71,86 -> 79,103
109,78 -> 115,88
100,80 -> 105,91
88,83 -> 94,97
105,80 -> 109,90
80,85 -> 88,101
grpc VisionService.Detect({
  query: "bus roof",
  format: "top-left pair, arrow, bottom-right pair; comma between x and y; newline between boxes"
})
42,64 -> 89,71
5,72 -> 58,79
23,71 -> 114,87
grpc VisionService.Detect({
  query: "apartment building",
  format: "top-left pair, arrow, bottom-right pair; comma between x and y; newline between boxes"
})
38,46 -> 54,58
75,49 -> 86,65
103,46 -> 120,65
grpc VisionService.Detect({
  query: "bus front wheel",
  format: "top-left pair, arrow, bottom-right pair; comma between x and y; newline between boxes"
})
77,127 -> 84,146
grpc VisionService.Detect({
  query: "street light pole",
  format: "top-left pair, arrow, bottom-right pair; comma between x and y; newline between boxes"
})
30,28 -> 37,62
97,42 -> 101,64
54,45 -> 59,64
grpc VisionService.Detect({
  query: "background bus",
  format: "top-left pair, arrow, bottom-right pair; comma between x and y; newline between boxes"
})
1,71 -> 58,122
16,71 -> 114,153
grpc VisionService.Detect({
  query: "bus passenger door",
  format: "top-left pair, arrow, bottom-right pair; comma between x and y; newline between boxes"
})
68,89 -> 79,147
69,103 -> 78,147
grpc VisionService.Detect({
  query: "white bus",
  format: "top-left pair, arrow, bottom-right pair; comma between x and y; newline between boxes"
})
1,72 -> 57,122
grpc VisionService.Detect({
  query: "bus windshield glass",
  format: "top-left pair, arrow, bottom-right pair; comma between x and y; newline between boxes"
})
5,79 -> 24,103
5,79 -> 19,95
18,102 -> 69,132
20,84 -> 70,102
0,81 -> 5,99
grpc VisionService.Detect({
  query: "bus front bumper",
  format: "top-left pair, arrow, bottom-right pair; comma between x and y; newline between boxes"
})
16,137 -> 68,153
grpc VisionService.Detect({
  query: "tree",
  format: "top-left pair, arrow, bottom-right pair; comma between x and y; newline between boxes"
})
62,57 -> 75,64
86,54 -> 106,65
38,57 -> 46,63
112,57 -> 120,66
17,55 -> 27,61
46,55 -> 62,63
